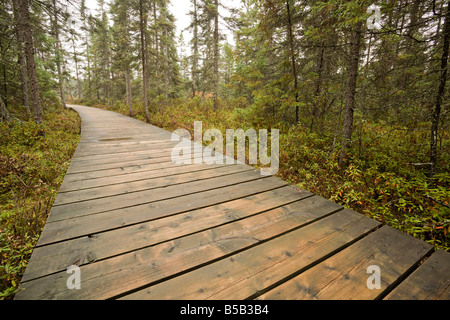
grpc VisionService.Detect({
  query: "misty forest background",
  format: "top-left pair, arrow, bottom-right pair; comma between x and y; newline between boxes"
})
0,0 -> 449,298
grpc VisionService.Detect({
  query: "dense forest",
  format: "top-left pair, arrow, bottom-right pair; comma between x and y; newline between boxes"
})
0,0 -> 449,298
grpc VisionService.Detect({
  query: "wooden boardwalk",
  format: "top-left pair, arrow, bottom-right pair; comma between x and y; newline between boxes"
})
15,105 -> 449,300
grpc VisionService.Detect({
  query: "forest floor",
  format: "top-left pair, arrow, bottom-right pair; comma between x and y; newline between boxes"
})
0,104 -> 80,299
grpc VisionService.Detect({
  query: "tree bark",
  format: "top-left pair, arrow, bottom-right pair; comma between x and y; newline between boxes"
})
17,0 -> 43,123
311,44 -> 325,131
191,0 -> 199,97
213,0 -> 219,110
153,1 -> 161,97
139,0 -> 150,123
339,20 -> 363,168
17,48 -> 30,114
125,67 -> 133,117
0,95 -> 10,122
81,2 -> 92,101
430,1 -> 450,177
286,0 -> 299,124
12,0 -> 30,116
52,0 -> 66,109
71,32 -> 81,100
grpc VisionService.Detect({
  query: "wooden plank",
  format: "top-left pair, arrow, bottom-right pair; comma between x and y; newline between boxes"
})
69,146 -> 179,167
76,138 -> 172,146
257,226 -> 433,300
384,250 -> 450,300
66,154 -> 176,174
53,163 -> 238,206
21,186 -> 311,282
69,147 -> 177,165
121,209 -> 380,300
65,144 -> 218,174
75,138 -> 175,149
75,137 -> 173,147
36,176 -> 288,246
79,134 -> 172,143
16,194 -> 342,300
47,166 -> 259,222
73,143 -> 175,158
62,152 -> 205,182
59,162 -> 226,192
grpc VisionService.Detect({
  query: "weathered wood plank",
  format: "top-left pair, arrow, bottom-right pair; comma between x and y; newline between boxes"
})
257,226 -> 433,300
53,163 -> 240,206
21,186 -> 311,282
16,194 -> 341,300
59,162 -> 226,192
66,154 -> 177,174
36,177 -> 288,246
121,209 -> 380,300
62,152 -> 204,182
75,138 -> 174,148
66,145 -> 226,174
384,250 -> 450,300
47,167 -> 260,222
73,142 -> 176,158
69,145 -> 179,167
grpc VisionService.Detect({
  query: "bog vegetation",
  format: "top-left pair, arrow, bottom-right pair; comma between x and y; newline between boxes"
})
0,0 -> 449,299
0,104 -> 80,298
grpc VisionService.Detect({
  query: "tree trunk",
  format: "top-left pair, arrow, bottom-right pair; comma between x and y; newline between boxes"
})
286,0 -> 299,124
311,44 -> 325,131
53,0 -> 66,109
430,1 -> 450,177
93,48 -> 100,101
125,67 -> 133,117
12,0 -> 30,116
213,0 -> 219,110
71,33 -> 81,100
0,95 -> 10,122
17,0 -> 43,123
192,0 -> 199,97
1,42 -> 8,110
86,33 -> 92,101
339,20 -> 363,168
18,49 -> 30,114
139,0 -> 150,123
153,1 -> 161,97
80,0 -> 90,101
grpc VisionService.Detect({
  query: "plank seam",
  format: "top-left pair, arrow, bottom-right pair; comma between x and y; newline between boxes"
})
52,167 -> 256,208
63,162 -> 199,183
65,157 -> 186,175
36,177 -> 288,246
108,204 -> 346,300
64,149 -> 210,175
73,146 -> 176,159
21,190 -> 316,284
376,247 -> 436,300
245,223 -> 383,300
59,164 -> 232,193
70,148 -> 182,166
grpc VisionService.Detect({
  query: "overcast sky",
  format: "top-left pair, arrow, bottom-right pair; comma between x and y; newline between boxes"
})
84,0 -> 241,50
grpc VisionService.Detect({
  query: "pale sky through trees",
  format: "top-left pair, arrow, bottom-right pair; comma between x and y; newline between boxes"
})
84,0 -> 241,52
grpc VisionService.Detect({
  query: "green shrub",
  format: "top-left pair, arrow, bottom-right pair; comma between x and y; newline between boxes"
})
0,107 -> 80,299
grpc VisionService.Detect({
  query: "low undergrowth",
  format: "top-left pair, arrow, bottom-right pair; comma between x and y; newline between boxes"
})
92,98 -> 449,252
0,106 -> 80,299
